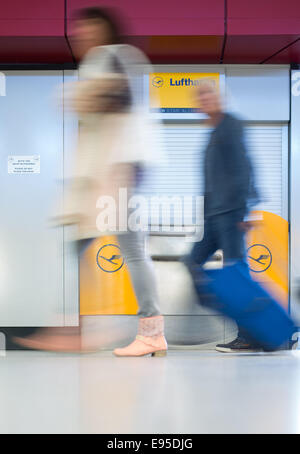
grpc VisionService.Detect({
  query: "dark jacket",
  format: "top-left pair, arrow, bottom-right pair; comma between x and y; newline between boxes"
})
204,112 -> 258,218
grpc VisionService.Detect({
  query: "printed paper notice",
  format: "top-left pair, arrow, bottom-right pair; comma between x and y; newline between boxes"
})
8,156 -> 40,174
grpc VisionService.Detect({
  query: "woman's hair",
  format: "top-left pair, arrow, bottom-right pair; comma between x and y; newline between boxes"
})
74,6 -> 124,44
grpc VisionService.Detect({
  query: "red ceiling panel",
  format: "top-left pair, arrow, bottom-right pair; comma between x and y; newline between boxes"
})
224,0 -> 300,63
0,0 -> 71,63
0,37 -> 73,63
66,0 -> 225,63
0,0 -> 65,35
264,38 -> 300,64
227,1 -> 300,21
67,0 -> 225,35
224,35 -> 300,64
0,0 -> 64,19
0,20 -> 64,37
1,0 -> 300,65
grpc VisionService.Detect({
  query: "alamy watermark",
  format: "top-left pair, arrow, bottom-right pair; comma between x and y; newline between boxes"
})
0,332 -> 5,356
95,188 -> 204,241
0,72 -> 6,97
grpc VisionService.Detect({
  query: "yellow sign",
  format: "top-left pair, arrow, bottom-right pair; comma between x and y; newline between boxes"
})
246,211 -> 288,309
149,72 -> 220,113
80,236 -> 138,315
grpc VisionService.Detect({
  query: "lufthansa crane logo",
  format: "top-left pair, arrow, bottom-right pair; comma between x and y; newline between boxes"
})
247,244 -> 272,273
96,244 -> 124,273
152,76 -> 164,88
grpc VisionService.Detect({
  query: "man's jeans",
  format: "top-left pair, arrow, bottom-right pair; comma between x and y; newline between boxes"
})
184,208 -> 250,340
189,208 -> 246,266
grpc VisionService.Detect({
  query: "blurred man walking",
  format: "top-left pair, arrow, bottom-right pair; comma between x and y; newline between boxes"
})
185,82 -> 259,352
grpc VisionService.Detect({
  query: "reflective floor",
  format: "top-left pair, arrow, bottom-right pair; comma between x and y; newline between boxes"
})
0,349 -> 300,434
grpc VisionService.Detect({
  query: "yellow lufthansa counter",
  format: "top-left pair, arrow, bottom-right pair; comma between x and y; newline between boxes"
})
80,212 -> 289,315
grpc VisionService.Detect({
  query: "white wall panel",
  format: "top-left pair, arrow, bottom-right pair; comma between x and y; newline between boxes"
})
226,66 -> 290,121
0,71 -> 65,326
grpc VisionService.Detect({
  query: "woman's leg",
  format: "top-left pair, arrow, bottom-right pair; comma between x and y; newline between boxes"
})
114,231 -> 167,357
117,231 -> 160,318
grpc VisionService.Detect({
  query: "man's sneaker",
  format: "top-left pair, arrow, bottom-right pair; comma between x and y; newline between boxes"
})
215,336 -> 263,353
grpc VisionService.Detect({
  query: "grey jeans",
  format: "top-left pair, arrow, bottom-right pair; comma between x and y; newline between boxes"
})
78,232 -> 161,318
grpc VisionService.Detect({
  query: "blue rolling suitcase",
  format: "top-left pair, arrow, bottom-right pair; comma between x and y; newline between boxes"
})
197,261 -> 295,350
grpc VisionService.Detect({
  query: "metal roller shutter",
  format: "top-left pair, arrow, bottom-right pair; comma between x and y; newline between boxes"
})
245,125 -> 284,217
138,123 -> 286,227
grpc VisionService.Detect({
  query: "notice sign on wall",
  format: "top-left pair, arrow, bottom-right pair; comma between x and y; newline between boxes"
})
8,155 -> 40,174
149,72 -> 220,113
